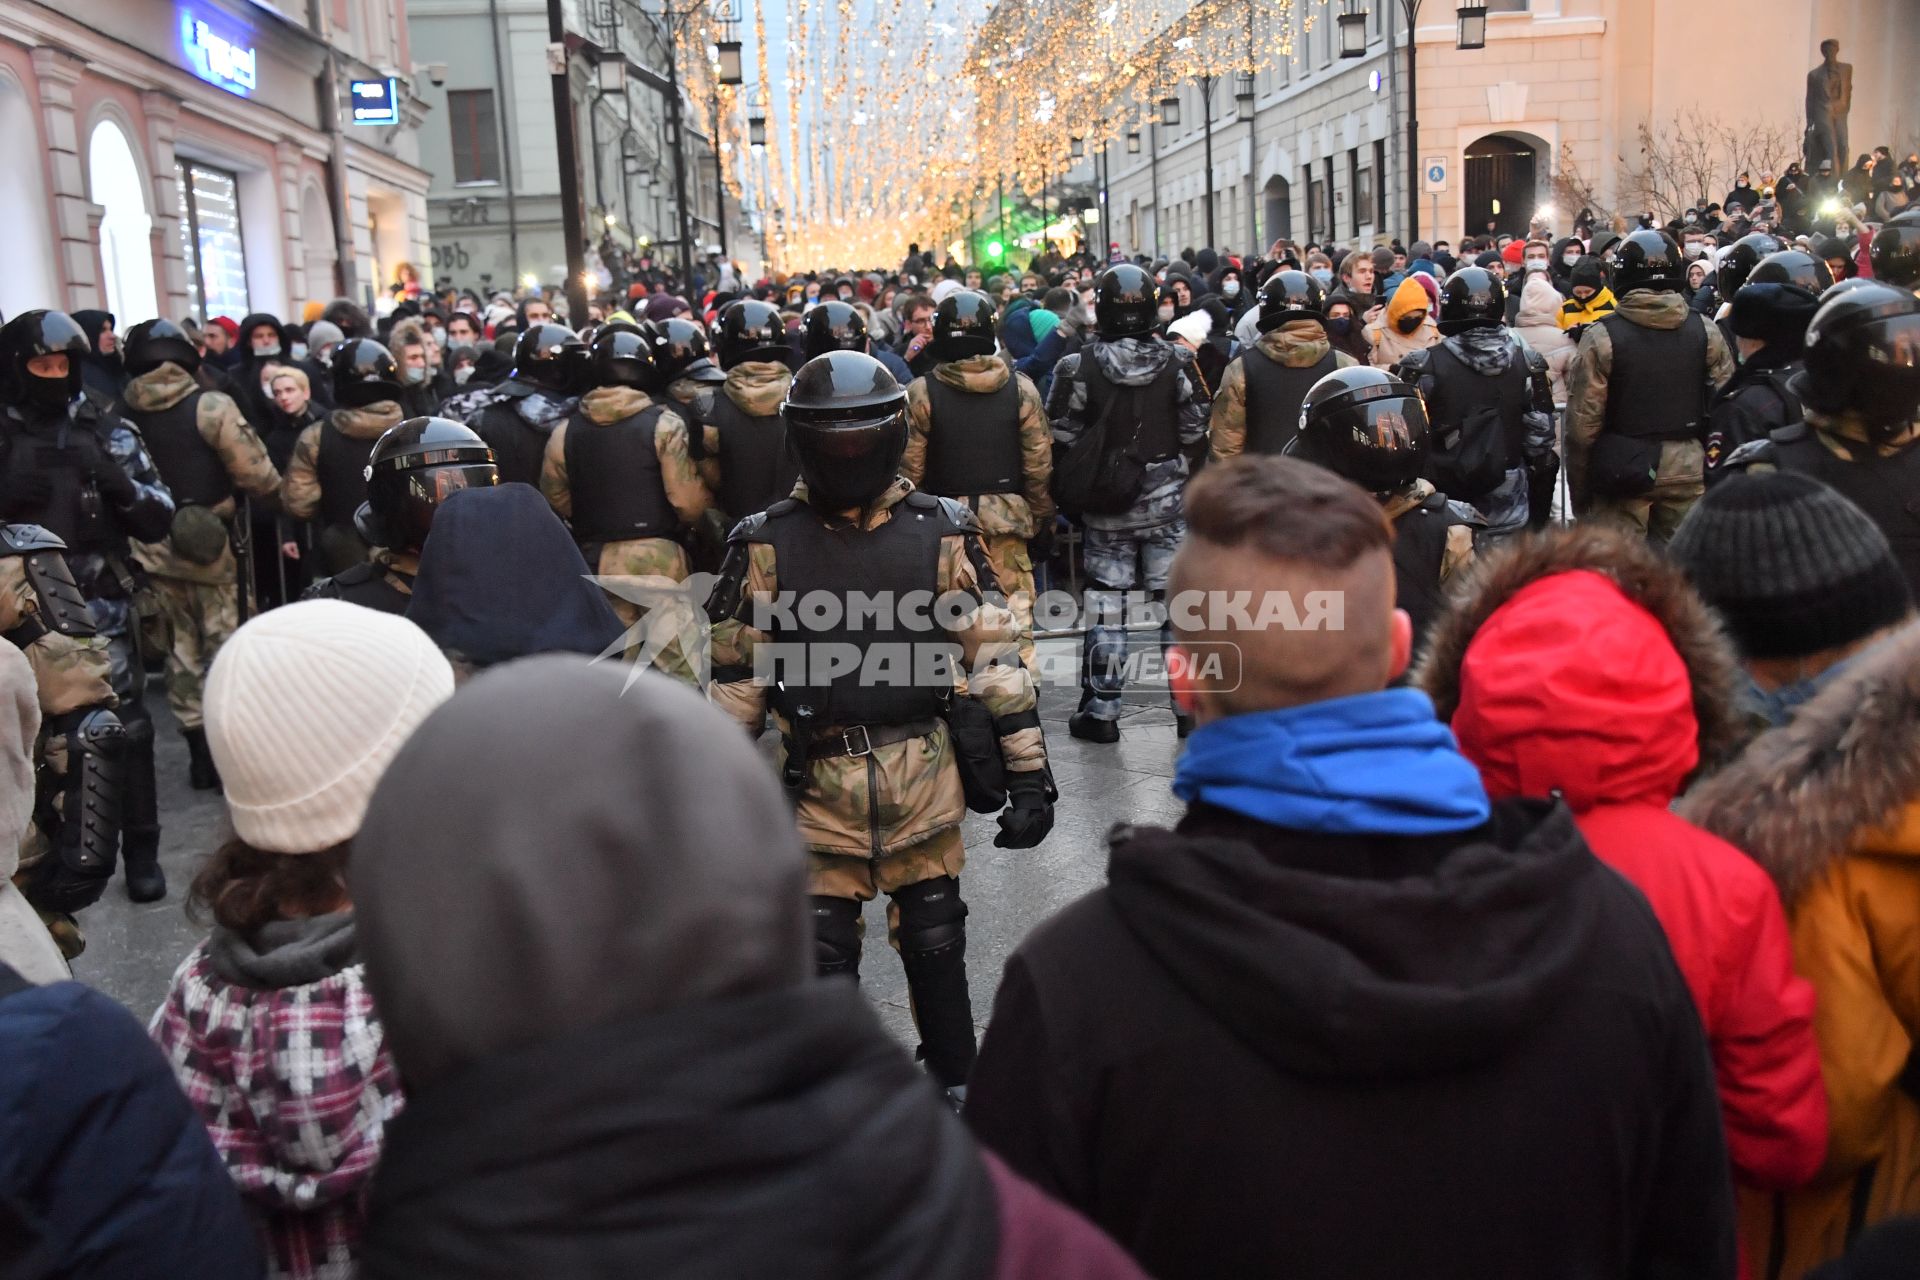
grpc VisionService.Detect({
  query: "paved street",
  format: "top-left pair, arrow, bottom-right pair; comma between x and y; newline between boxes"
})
81,636 -> 1186,1045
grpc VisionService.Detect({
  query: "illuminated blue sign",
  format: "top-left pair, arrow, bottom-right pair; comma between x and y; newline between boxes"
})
180,11 -> 257,97
350,78 -> 400,126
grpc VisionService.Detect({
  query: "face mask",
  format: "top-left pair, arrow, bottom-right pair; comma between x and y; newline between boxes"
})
1395,312 -> 1426,334
1525,257 -> 1549,273
1563,250 -> 1582,266
1310,268 -> 1333,287
290,342 -> 309,361
21,374 -> 71,413
1222,280 -> 1240,298
1685,242 -> 1708,258
432,328 -> 449,349
1157,304 -> 1176,323
253,342 -> 281,358
453,366 -> 474,385
404,365 -> 429,384
261,379 -> 276,397
1326,315 -> 1352,337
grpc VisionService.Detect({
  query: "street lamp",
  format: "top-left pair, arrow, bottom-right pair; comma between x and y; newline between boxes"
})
1127,129 -> 1141,154
714,0 -> 743,84
1456,4 -> 1488,49
596,52 -> 626,93
747,85 -> 767,148
1339,7 -> 1369,58
1070,135 -> 1084,159
1234,71 -> 1255,108
1158,87 -> 1181,129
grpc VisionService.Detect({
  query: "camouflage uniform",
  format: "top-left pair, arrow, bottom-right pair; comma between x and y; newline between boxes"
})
1207,321 -> 1359,462
901,356 -> 1053,670
1047,337 -> 1211,723
1564,290 -> 1735,544
283,401 -> 405,573
0,542 -> 118,959
122,365 -> 282,730
540,386 -> 712,683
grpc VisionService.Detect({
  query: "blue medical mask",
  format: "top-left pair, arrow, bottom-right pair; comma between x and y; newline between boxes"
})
1311,268 -> 1333,287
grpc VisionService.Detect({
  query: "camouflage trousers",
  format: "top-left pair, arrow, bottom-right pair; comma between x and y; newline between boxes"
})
1080,520 -> 1183,721
1583,440 -> 1705,548
593,538 -> 703,685
149,574 -> 239,730
980,532 -> 1037,672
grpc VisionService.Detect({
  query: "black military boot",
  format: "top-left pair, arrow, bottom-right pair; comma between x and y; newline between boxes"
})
121,829 -> 166,903
1068,709 -> 1120,743
183,727 -> 221,791
895,878 -> 977,1092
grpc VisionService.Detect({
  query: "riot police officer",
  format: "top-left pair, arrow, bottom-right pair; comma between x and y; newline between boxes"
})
1209,269 -> 1354,461
708,299 -> 799,525
899,290 -> 1050,670
0,310 -> 173,901
707,349 -> 1054,1105
1288,367 -> 1477,656
118,319 -> 282,790
1565,229 -> 1734,543
284,339 -> 407,574
1396,267 -> 1555,538
1872,208 -> 1920,293
802,299 -> 913,384
306,417 -> 498,614
1702,251 -> 1831,480
654,314 -> 728,432
540,323 -> 710,682
469,323 -> 587,487
1722,281 -> 1920,592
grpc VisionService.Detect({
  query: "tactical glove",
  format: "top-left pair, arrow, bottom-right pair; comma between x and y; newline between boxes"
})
89,455 -> 138,507
1028,522 -> 1056,567
994,768 -> 1055,849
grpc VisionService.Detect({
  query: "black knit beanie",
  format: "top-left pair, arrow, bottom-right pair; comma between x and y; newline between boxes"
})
1667,471 -> 1914,659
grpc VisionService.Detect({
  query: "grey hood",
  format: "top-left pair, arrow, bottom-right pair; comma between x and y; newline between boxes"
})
352,656 -> 811,1089
1442,325 -> 1522,376
1091,335 -> 1185,387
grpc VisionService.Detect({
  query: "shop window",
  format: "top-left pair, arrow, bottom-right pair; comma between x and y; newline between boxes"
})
176,160 -> 249,320
449,89 -> 501,185
88,122 -> 158,326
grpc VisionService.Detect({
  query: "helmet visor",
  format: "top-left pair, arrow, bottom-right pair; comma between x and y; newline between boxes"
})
1294,396 -> 1429,491
396,463 -> 498,552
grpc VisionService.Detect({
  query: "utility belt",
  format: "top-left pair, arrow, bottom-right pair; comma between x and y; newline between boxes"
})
805,717 -> 944,760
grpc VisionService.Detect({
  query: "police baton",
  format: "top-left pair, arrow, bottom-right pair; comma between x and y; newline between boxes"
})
231,495 -> 256,625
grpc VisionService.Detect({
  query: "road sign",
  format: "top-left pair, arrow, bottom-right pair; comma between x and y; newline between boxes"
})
1422,157 -> 1449,195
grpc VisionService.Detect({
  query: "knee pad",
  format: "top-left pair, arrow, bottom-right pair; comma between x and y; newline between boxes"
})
810,895 -> 863,977
892,876 -> 968,956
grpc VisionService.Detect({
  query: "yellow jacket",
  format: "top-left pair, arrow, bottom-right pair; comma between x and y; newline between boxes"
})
1556,287 -> 1617,331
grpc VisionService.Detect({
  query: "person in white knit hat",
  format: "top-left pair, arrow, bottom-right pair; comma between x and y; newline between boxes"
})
151,599 -> 454,1280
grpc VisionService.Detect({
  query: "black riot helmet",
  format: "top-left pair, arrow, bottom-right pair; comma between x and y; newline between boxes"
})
781,350 -> 908,511
1870,210 -> 1920,289
1437,267 -> 1508,335
1286,366 -> 1431,496
1747,248 -> 1835,294
511,322 -> 588,394
331,338 -> 405,408
587,321 -> 660,392
801,300 -> 871,360
1094,264 -> 1160,338
1790,281 -> 1920,441
1716,232 -> 1785,301
0,311 -> 89,412
716,299 -> 792,369
1256,269 -> 1326,334
1611,230 -> 1687,294
354,416 -> 499,554
121,318 -> 202,377
655,315 -> 725,384
930,290 -> 999,360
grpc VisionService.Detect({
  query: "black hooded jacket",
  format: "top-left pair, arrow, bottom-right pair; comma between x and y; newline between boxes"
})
966,798 -> 1735,1280
70,310 -> 125,401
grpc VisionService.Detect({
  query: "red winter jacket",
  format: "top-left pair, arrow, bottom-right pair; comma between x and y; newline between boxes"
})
1420,546 -> 1827,1198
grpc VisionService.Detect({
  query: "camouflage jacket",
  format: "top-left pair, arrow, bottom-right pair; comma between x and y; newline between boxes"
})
1563,290 -> 1735,508
1046,337 -> 1210,532
0,546 -> 114,719
541,386 -> 711,529
122,364 -> 282,585
902,357 -> 1054,538
1208,322 -> 1359,462
708,477 -> 1046,858
1382,479 -> 1478,583
283,402 -> 405,524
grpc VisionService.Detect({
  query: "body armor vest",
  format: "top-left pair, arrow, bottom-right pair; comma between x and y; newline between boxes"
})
1081,357 -> 1179,464
1598,311 -> 1710,441
743,491 -> 962,725
317,418 -> 374,532
921,376 -> 1025,498
474,395 -> 551,489
710,392 -> 797,522
1424,341 -> 1531,471
1390,492 -> 1465,653
1772,428 -> 1920,597
125,393 -> 230,508
1242,346 -> 1338,455
564,404 -> 677,544
0,407 -> 120,557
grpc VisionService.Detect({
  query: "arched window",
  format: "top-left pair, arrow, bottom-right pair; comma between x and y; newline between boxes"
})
0,75 -> 57,318
88,121 -> 159,325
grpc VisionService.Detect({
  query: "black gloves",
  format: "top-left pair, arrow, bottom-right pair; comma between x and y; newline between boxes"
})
88,453 -> 138,507
994,768 -> 1055,849
1028,521 -> 1056,567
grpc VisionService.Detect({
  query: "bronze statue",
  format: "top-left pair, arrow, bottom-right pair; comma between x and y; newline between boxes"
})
1805,38 -> 1853,173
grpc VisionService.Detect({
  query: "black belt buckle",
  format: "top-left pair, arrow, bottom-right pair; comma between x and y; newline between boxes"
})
842,725 -> 873,758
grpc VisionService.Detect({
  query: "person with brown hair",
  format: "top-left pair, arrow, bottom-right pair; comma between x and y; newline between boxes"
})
965,455 -> 1735,1280
151,599 -> 455,1280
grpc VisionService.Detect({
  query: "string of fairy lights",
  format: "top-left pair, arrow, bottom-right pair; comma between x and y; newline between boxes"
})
698,0 -> 1309,271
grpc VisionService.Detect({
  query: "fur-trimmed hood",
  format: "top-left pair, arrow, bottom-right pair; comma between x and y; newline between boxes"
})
1679,621 -> 1920,903
1415,526 -> 1748,804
